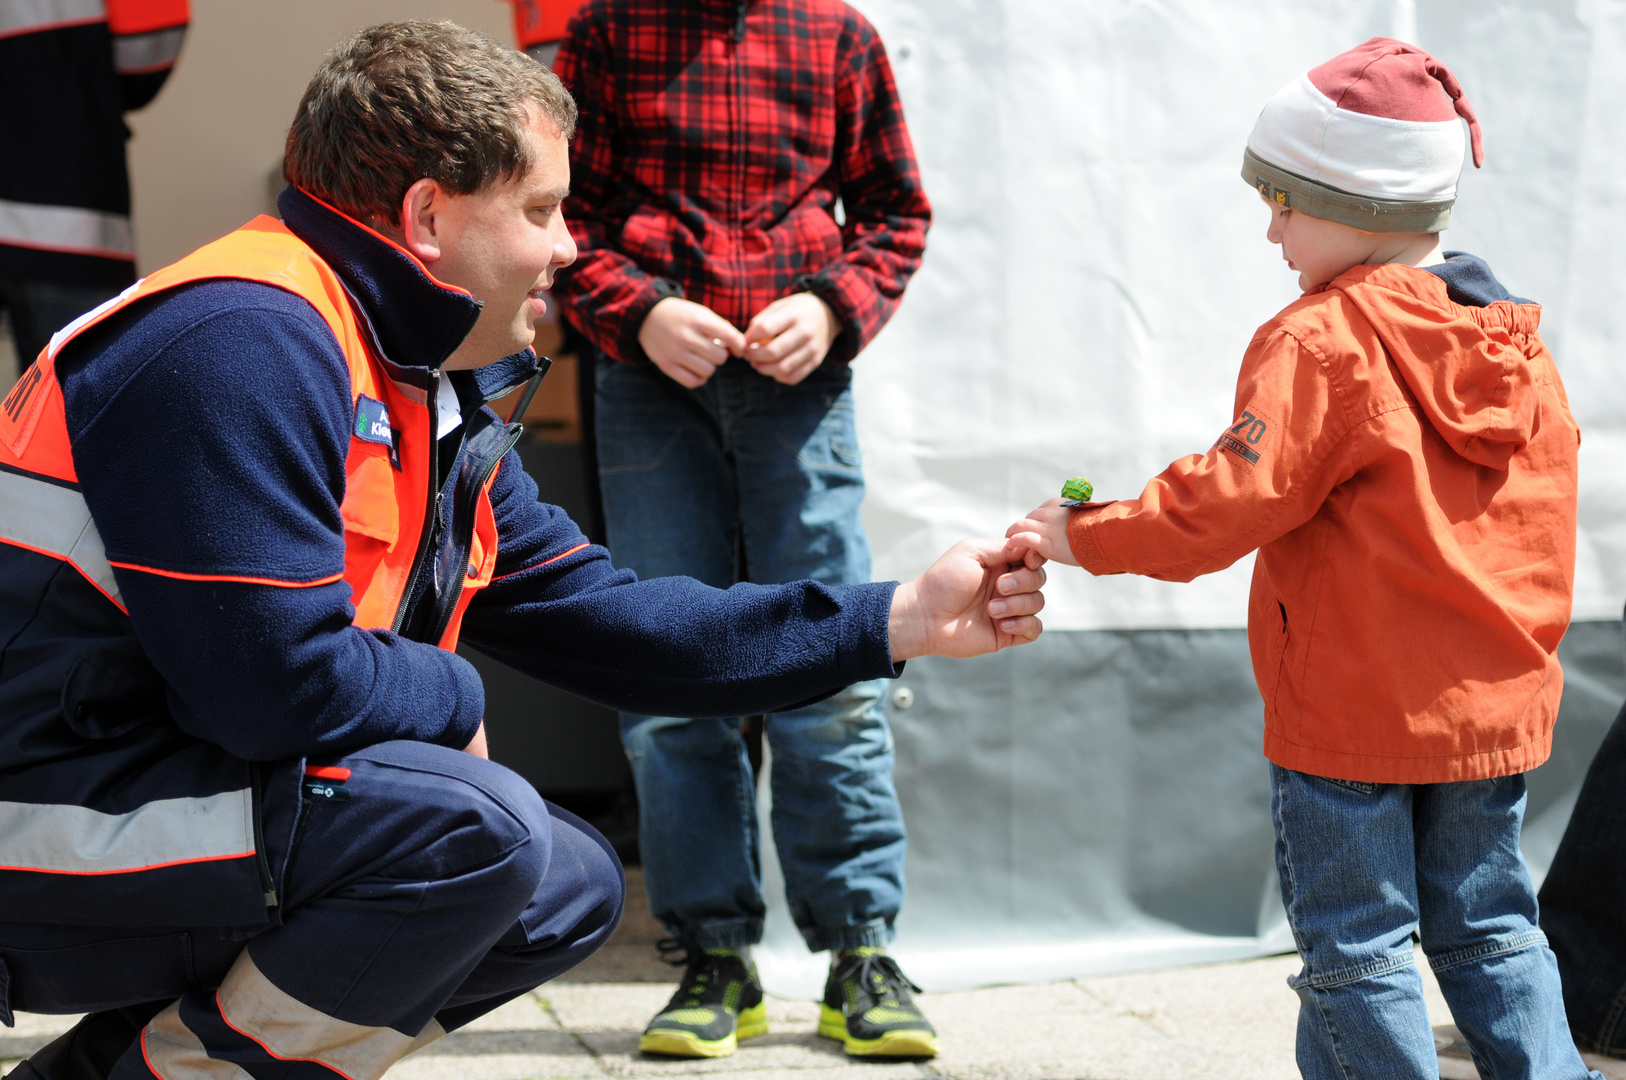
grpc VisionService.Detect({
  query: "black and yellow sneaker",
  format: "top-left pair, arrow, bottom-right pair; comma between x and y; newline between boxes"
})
638,945 -> 768,1058
818,947 -> 939,1058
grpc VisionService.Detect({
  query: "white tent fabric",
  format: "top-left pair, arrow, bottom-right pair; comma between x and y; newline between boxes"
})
753,0 -> 1626,996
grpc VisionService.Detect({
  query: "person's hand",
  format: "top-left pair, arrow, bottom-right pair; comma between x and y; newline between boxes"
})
887,539 -> 1046,662
743,292 -> 837,385
638,297 -> 745,388
464,722 -> 489,759
1004,499 -> 1082,568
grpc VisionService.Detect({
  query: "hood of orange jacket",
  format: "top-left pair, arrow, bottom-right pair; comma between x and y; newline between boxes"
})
1339,268 -> 1540,470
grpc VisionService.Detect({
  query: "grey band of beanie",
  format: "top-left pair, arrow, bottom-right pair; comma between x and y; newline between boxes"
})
1241,148 -> 1454,233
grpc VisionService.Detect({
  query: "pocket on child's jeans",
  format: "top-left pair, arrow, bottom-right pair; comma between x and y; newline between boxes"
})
1321,776 -> 1378,796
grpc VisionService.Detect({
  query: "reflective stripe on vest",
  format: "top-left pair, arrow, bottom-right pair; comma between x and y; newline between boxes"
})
0,464 -> 121,607
0,789 -> 254,874
0,0 -> 104,39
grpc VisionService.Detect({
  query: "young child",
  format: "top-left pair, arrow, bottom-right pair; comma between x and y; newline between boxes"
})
1006,38 -> 1599,1080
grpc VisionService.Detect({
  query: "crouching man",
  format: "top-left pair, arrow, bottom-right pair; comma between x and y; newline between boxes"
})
0,22 -> 1044,1080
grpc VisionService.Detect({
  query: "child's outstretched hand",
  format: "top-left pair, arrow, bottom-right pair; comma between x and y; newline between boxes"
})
1005,499 -> 1081,568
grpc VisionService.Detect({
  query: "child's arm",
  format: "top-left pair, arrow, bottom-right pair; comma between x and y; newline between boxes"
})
1016,328 -> 1361,582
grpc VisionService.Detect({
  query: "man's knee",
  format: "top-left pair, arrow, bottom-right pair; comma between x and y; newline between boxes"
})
295,742 -> 554,917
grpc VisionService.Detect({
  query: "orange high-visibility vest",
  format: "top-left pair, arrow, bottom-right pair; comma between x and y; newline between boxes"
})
0,215 -> 501,650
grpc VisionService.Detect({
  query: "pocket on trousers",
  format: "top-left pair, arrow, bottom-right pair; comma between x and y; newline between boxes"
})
1320,776 -> 1378,796
0,934 -> 197,1014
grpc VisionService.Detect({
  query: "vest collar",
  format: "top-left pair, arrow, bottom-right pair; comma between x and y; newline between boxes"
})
278,186 -> 481,373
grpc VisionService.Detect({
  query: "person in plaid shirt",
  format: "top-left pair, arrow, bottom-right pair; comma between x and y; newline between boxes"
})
552,0 -> 935,1060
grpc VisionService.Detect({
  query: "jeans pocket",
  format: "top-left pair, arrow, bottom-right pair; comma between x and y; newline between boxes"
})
1321,776 -> 1378,796
777,403 -> 862,476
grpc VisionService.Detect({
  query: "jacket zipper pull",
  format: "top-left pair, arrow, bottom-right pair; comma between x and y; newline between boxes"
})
732,0 -> 747,41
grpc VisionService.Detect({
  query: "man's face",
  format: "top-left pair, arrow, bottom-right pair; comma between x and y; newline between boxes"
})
430,110 -> 577,369
1262,196 -> 1374,293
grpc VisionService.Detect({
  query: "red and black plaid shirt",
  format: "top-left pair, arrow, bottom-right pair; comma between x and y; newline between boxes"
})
552,0 -> 932,366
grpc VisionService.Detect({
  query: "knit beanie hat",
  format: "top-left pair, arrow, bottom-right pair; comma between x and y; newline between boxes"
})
1241,37 -> 1483,232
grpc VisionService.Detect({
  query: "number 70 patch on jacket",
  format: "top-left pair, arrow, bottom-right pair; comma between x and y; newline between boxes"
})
1214,409 -> 1274,471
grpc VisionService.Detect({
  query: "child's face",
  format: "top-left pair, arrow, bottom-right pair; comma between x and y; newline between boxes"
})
1262,196 -> 1378,292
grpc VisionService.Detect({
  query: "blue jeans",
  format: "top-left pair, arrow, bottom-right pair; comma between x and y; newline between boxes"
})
595,354 -> 905,953
1541,697 -> 1626,1055
1271,764 -> 1600,1080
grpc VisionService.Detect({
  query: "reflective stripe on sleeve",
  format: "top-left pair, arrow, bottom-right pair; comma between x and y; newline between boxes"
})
0,465 -> 123,608
0,197 -> 134,260
0,0 -> 105,39
0,789 -> 255,874
113,24 -> 182,71
143,1002 -> 256,1080
217,952 -> 446,1080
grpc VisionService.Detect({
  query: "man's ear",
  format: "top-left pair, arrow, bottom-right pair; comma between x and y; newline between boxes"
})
396,178 -> 446,264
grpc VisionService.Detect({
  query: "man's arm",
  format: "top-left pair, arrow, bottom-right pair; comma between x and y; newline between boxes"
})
107,0 -> 190,110
551,12 -> 685,365
789,11 -> 932,368
460,453 -> 1043,714
63,282 -> 485,762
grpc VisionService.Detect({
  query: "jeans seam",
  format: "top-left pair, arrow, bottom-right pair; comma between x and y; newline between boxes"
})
1290,950 -> 1417,990
1426,929 -> 1546,973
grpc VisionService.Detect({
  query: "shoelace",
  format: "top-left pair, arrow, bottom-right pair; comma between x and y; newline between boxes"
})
833,952 -> 922,1011
656,938 -> 737,1008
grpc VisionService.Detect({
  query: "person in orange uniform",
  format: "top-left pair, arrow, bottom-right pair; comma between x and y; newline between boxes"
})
0,0 -> 188,374
504,0 -> 583,67
1008,38 -> 1601,1080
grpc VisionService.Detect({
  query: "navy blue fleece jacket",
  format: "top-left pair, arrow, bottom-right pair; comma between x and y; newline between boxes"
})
57,192 -> 900,764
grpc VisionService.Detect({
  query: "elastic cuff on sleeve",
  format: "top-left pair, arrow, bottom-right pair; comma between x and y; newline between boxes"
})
1067,508 -> 1109,569
613,278 -> 686,366
842,580 -> 905,681
436,651 -> 488,750
791,272 -> 861,367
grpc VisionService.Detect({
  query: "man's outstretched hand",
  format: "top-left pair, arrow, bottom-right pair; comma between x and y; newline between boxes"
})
888,539 -> 1046,662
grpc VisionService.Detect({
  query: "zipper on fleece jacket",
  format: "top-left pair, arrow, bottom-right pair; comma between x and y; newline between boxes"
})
393,369 -> 444,634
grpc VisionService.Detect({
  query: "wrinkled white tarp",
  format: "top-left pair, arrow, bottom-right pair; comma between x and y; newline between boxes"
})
850,0 -> 1626,631
755,0 -> 1626,995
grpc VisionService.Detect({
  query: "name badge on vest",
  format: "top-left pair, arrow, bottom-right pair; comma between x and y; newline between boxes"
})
353,395 -> 401,469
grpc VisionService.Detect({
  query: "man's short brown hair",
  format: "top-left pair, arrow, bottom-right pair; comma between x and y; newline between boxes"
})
284,20 -> 577,225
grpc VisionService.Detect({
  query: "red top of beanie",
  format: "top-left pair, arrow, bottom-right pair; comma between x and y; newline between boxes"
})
1307,37 -> 1483,168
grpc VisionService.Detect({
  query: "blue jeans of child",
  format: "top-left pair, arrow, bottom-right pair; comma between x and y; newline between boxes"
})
594,354 -> 906,954
1271,764 -> 1600,1080
1540,696 -> 1626,1055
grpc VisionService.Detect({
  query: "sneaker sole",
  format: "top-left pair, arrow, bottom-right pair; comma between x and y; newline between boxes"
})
817,1005 -> 939,1058
639,1004 -> 768,1058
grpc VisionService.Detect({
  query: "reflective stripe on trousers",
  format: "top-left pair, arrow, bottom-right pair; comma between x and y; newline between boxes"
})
144,952 -> 445,1080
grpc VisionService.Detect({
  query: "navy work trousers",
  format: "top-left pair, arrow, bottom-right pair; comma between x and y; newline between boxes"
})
0,741 -> 624,1080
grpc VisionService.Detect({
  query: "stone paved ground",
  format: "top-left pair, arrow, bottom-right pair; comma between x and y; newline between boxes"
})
4,870 -> 1623,1079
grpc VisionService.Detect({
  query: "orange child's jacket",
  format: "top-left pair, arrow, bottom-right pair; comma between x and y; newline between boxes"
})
1067,263 -> 1580,784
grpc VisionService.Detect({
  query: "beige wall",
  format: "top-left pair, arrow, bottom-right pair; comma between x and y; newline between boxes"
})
126,0 -> 514,271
